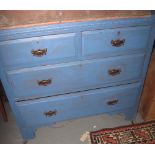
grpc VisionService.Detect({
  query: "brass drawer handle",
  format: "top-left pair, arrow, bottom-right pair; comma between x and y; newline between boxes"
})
44,110 -> 57,117
108,68 -> 121,76
31,48 -> 47,57
111,39 -> 125,47
107,99 -> 118,106
37,79 -> 52,86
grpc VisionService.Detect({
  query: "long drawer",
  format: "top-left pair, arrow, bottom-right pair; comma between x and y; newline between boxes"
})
17,82 -> 141,128
82,26 -> 150,57
0,33 -> 76,67
7,53 -> 145,100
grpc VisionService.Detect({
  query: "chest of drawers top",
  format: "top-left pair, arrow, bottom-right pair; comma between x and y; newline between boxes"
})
0,10 -> 150,30
0,11 -> 153,41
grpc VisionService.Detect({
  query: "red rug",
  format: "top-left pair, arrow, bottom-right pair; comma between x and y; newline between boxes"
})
90,121 -> 155,144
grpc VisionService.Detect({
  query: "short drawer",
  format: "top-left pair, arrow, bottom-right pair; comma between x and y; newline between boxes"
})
0,33 -> 76,67
82,26 -> 150,56
17,82 -> 141,128
7,53 -> 145,100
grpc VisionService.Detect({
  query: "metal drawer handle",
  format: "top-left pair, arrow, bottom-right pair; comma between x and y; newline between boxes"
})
111,39 -> 125,47
37,79 -> 52,86
44,110 -> 57,117
107,99 -> 119,106
108,68 -> 121,76
31,48 -> 47,57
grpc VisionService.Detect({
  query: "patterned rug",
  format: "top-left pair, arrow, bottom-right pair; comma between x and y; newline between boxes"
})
90,120 -> 155,144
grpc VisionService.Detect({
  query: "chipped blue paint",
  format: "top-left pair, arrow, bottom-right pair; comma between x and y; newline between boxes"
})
0,15 -> 155,140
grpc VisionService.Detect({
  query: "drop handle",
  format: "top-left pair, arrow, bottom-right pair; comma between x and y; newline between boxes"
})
37,79 -> 52,86
44,110 -> 57,117
31,48 -> 47,57
108,68 -> 121,76
111,39 -> 125,47
107,99 -> 119,106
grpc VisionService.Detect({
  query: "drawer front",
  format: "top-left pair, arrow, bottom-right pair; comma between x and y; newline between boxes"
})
0,33 -> 76,67
7,54 -> 144,100
17,83 -> 141,127
82,26 -> 150,56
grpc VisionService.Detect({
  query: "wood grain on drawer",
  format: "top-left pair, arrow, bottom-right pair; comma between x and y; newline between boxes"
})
7,53 -> 145,101
0,33 -> 76,67
17,82 -> 141,128
82,26 -> 150,56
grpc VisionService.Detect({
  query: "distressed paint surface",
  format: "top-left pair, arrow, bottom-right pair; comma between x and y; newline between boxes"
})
7,54 -> 144,101
0,33 -> 76,67
17,83 -> 141,128
0,14 -> 154,140
82,26 -> 150,56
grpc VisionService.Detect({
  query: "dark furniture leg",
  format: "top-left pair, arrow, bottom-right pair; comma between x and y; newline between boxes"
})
0,97 -> 8,122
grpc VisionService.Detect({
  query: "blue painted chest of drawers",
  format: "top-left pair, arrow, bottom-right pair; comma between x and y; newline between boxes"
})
0,13 -> 155,140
